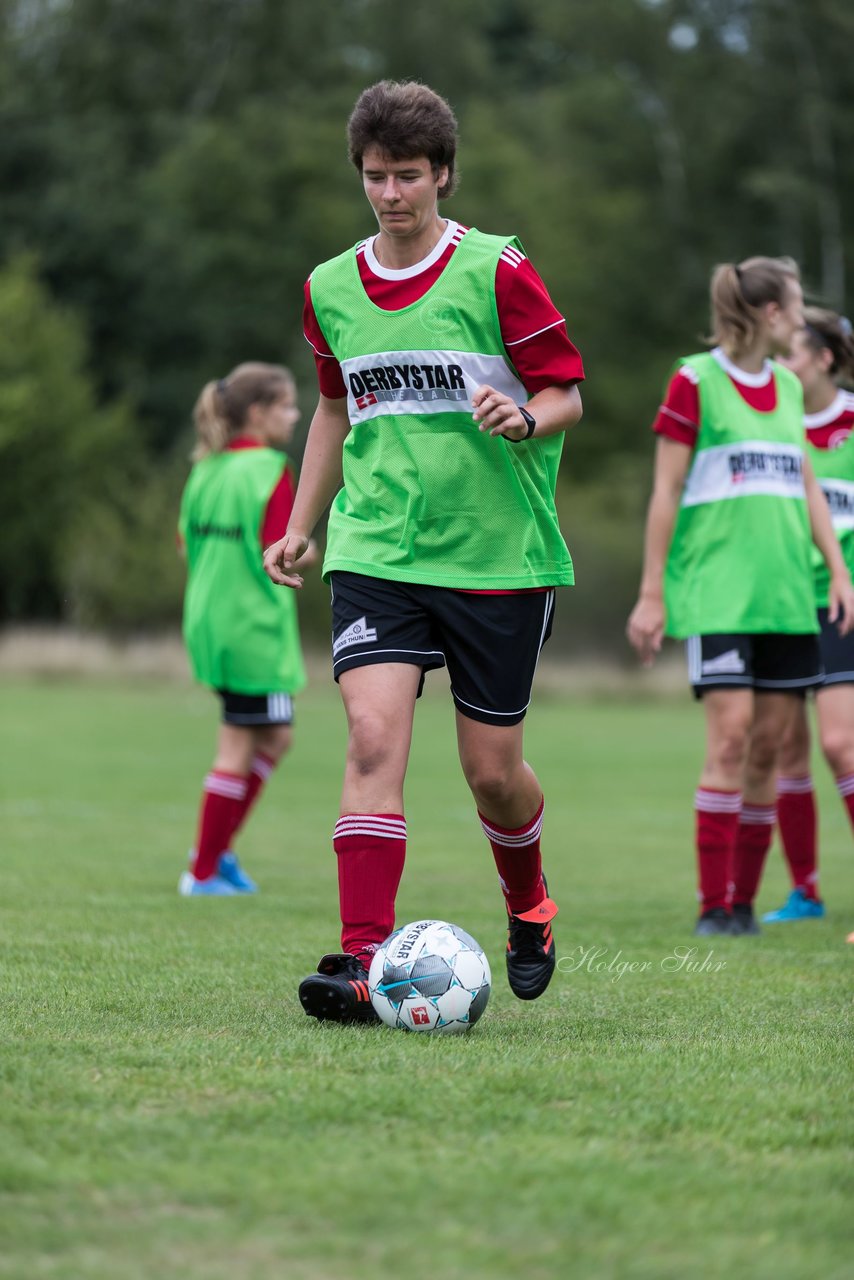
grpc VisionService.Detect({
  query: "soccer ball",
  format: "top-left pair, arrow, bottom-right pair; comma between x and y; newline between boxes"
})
368,919 -> 491,1034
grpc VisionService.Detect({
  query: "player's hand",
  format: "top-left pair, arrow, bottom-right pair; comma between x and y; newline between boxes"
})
626,595 -> 666,667
263,531 -> 310,588
828,572 -> 854,636
472,384 -> 530,441
292,538 -> 320,572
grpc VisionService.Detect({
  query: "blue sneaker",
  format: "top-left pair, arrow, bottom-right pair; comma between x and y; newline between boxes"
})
178,871 -> 238,896
761,888 -> 826,923
217,851 -> 259,893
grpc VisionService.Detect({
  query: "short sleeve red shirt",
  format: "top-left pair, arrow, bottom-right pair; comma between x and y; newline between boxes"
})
652,348 -> 782,448
303,220 -> 584,399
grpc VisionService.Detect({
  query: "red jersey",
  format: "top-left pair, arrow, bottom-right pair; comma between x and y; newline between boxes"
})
653,347 -> 781,447
303,219 -> 584,398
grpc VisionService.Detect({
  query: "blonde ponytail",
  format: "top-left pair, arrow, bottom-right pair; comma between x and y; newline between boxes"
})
191,381 -> 231,459
709,256 -> 800,357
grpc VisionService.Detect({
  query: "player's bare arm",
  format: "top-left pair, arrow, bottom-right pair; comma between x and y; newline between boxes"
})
627,436 -> 693,666
471,382 -> 582,441
263,395 -> 351,588
804,455 -> 854,633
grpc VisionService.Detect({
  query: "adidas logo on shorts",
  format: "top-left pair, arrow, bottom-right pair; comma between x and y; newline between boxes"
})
333,616 -> 378,657
701,648 -> 746,675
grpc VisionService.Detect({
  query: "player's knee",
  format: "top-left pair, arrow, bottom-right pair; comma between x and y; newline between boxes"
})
261,724 -> 292,762
347,713 -> 398,777
462,759 -> 517,808
819,726 -> 854,776
746,726 -> 779,777
778,723 -> 810,774
711,721 -> 751,773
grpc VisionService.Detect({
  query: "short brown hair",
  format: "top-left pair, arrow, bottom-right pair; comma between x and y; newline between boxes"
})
709,256 -> 801,355
347,80 -> 459,199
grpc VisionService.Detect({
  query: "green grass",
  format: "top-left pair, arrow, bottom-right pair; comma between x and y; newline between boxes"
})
1,673 -> 852,1280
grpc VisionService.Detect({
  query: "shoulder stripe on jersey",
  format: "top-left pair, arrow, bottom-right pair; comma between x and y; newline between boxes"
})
659,405 -> 698,430
678,364 -> 701,385
500,245 -> 526,268
303,333 -> 338,358
504,317 -> 565,347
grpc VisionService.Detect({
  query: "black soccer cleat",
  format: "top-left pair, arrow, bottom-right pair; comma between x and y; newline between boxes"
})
730,903 -> 761,936
693,907 -> 734,937
298,952 -> 380,1024
506,892 -> 559,1001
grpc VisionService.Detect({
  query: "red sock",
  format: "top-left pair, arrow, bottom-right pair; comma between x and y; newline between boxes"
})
776,775 -> 819,898
334,814 -> 407,962
694,788 -> 741,913
837,772 -> 854,833
228,752 -> 276,846
731,803 -> 776,907
192,771 -> 249,880
479,797 -> 546,915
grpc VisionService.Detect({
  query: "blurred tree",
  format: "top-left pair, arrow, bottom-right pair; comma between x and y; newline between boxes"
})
62,449 -> 187,631
0,0 -> 852,643
0,255 -> 136,619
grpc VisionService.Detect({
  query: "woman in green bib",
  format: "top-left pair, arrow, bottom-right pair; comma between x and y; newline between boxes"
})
627,258 -> 854,937
764,308 -> 854,927
264,80 -> 584,1023
178,363 -> 316,896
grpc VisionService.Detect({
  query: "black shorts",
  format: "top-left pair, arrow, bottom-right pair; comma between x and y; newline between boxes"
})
816,606 -> 854,687
687,632 -> 823,698
216,689 -> 295,726
329,571 -> 555,726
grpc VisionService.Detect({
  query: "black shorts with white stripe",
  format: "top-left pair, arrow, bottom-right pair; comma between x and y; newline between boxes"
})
816,606 -> 854,686
686,632 -> 823,699
216,688 -> 295,726
329,571 -> 555,726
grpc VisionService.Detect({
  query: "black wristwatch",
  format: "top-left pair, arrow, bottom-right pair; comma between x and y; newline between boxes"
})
509,406 -> 536,442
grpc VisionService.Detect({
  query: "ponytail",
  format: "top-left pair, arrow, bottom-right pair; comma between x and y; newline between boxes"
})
191,381 -> 231,459
709,256 -> 800,357
191,362 -> 295,460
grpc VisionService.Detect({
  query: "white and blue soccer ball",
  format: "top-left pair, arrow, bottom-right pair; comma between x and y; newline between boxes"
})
368,919 -> 491,1034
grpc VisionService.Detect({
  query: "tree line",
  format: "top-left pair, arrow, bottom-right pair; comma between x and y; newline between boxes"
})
1,0 -> 851,650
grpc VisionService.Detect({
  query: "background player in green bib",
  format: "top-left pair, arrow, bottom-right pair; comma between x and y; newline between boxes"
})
179,363 -> 316,896
264,80 -> 584,1021
627,258 -> 854,937
765,308 -> 854,926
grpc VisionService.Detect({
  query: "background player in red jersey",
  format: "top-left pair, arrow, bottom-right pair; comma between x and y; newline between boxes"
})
264,80 -> 584,1021
763,308 -> 854,924
627,259 -> 854,937
178,363 -> 317,896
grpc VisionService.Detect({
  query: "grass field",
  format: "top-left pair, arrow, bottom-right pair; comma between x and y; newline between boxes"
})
1,672 -> 852,1280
